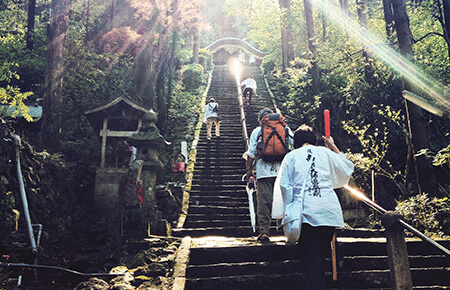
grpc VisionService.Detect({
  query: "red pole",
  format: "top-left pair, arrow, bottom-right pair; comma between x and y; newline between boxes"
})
324,109 -> 330,136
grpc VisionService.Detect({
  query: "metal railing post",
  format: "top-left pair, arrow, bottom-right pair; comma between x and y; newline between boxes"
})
381,211 -> 413,290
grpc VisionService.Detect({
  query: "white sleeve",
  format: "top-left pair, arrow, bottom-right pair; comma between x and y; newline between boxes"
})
329,152 -> 354,188
272,155 -> 294,218
272,158 -> 290,218
244,128 -> 259,159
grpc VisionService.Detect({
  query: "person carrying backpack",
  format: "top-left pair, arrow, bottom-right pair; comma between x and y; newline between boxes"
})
243,108 -> 293,243
203,98 -> 220,141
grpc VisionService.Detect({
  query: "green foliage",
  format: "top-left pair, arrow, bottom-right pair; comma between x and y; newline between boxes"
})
0,190 -> 18,243
165,69 -> 206,168
0,0 -> 47,121
60,32 -> 135,163
396,193 -> 450,237
167,88 -> 201,140
342,104 -> 405,179
178,49 -> 193,65
0,64 -> 33,121
181,64 -> 205,92
433,145 -> 450,167
198,49 -> 213,70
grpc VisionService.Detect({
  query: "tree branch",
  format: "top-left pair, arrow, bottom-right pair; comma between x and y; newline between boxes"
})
413,32 -> 444,43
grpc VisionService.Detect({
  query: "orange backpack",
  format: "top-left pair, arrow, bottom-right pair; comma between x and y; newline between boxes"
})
257,113 -> 290,162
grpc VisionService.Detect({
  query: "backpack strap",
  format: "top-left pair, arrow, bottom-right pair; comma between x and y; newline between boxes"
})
263,128 -> 288,151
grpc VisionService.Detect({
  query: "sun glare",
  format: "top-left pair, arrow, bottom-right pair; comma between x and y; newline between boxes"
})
230,58 -> 243,85
312,0 -> 450,110
344,185 -> 388,214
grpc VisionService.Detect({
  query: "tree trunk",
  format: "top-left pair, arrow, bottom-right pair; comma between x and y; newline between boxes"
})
111,0 -> 115,30
303,0 -> 320,96
39,0 -> 71,152
134,50 -> 155,108
279,0 -> 294,69
356,0 -> 373,76
164,0 -> 180,133
193,26 -> 199,64
440,0 -> 450,60
340,0 -> 349,39
26,0 -> 36,50
390,0 -> 439,197
322,0 -> 328,40
156,61 -> 167,131
85,0 -> 90,41
382,0 -> 395,43
304,0 -> 322,132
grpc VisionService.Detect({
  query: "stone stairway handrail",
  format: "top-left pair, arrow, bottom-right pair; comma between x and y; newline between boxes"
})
175,68 -> 214,230
348,185 -> 450,288
235,69 -> 250,151
348,185 -> 450,257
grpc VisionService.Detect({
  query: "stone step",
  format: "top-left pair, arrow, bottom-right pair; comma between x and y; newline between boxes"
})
184,239 -> 450,289
187,201 -> 249,209
195,143 -> 245,149
194,158 -> 245,164
183,213 -> 250,221
189,188 -> 248,194
196,139 -> 245,146
187,205 -> 249,214
188,256 -> 438,278
191,173 -> 245,179
183,219 -> 253,228
194,152 -> 245,158
193,166 -> 247,172
190,180 -> 246,187
189,185 -> 247,191
172,226 -> 257,238
185,267 -> 450,289
187,239 -> 450,264
189,196 -> 248,205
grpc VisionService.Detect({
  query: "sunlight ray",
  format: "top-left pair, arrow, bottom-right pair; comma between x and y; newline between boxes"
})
344,185 -> 388,214
312,0 -> 450,111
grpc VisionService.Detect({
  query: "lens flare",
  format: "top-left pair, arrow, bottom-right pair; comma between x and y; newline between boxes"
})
230,58 -> 243,85
344,185 -> 387,214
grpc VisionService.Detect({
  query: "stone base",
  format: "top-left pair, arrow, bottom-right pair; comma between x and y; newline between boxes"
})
93,168 -> 127,216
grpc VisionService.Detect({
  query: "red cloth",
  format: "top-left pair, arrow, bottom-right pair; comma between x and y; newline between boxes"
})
173,162 -> 185,172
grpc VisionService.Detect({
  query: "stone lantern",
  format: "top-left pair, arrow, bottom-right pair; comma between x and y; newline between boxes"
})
127,109 -> 170,236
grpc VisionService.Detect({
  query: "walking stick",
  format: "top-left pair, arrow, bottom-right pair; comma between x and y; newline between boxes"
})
331,234 -> 338,281
324,109 -> 338,281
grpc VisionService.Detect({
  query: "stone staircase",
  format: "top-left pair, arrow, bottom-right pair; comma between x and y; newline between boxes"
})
182,235 -> 450,289
172,65 -> 450,289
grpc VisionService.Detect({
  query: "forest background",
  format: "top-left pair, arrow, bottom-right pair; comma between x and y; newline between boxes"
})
1,0 -> 450,277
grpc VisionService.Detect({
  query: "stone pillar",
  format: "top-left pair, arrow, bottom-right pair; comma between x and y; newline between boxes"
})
381,211 -> 413,289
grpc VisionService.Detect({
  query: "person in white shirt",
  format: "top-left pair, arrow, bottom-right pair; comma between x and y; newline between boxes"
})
237,50 -> 245,63
240,76 -> 257,105
275,124 -> 354,289
203,98 -> 220,141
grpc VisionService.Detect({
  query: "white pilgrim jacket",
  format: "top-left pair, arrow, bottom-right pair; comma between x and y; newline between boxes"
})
272,145 -> 354,228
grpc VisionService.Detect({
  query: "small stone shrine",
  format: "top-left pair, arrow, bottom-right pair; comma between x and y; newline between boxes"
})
84,95 -> 170,237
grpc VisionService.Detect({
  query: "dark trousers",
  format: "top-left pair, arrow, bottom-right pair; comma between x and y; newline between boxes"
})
297,224 -> 335,290
243,87 -> 253,104
255,177 -> 275,235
